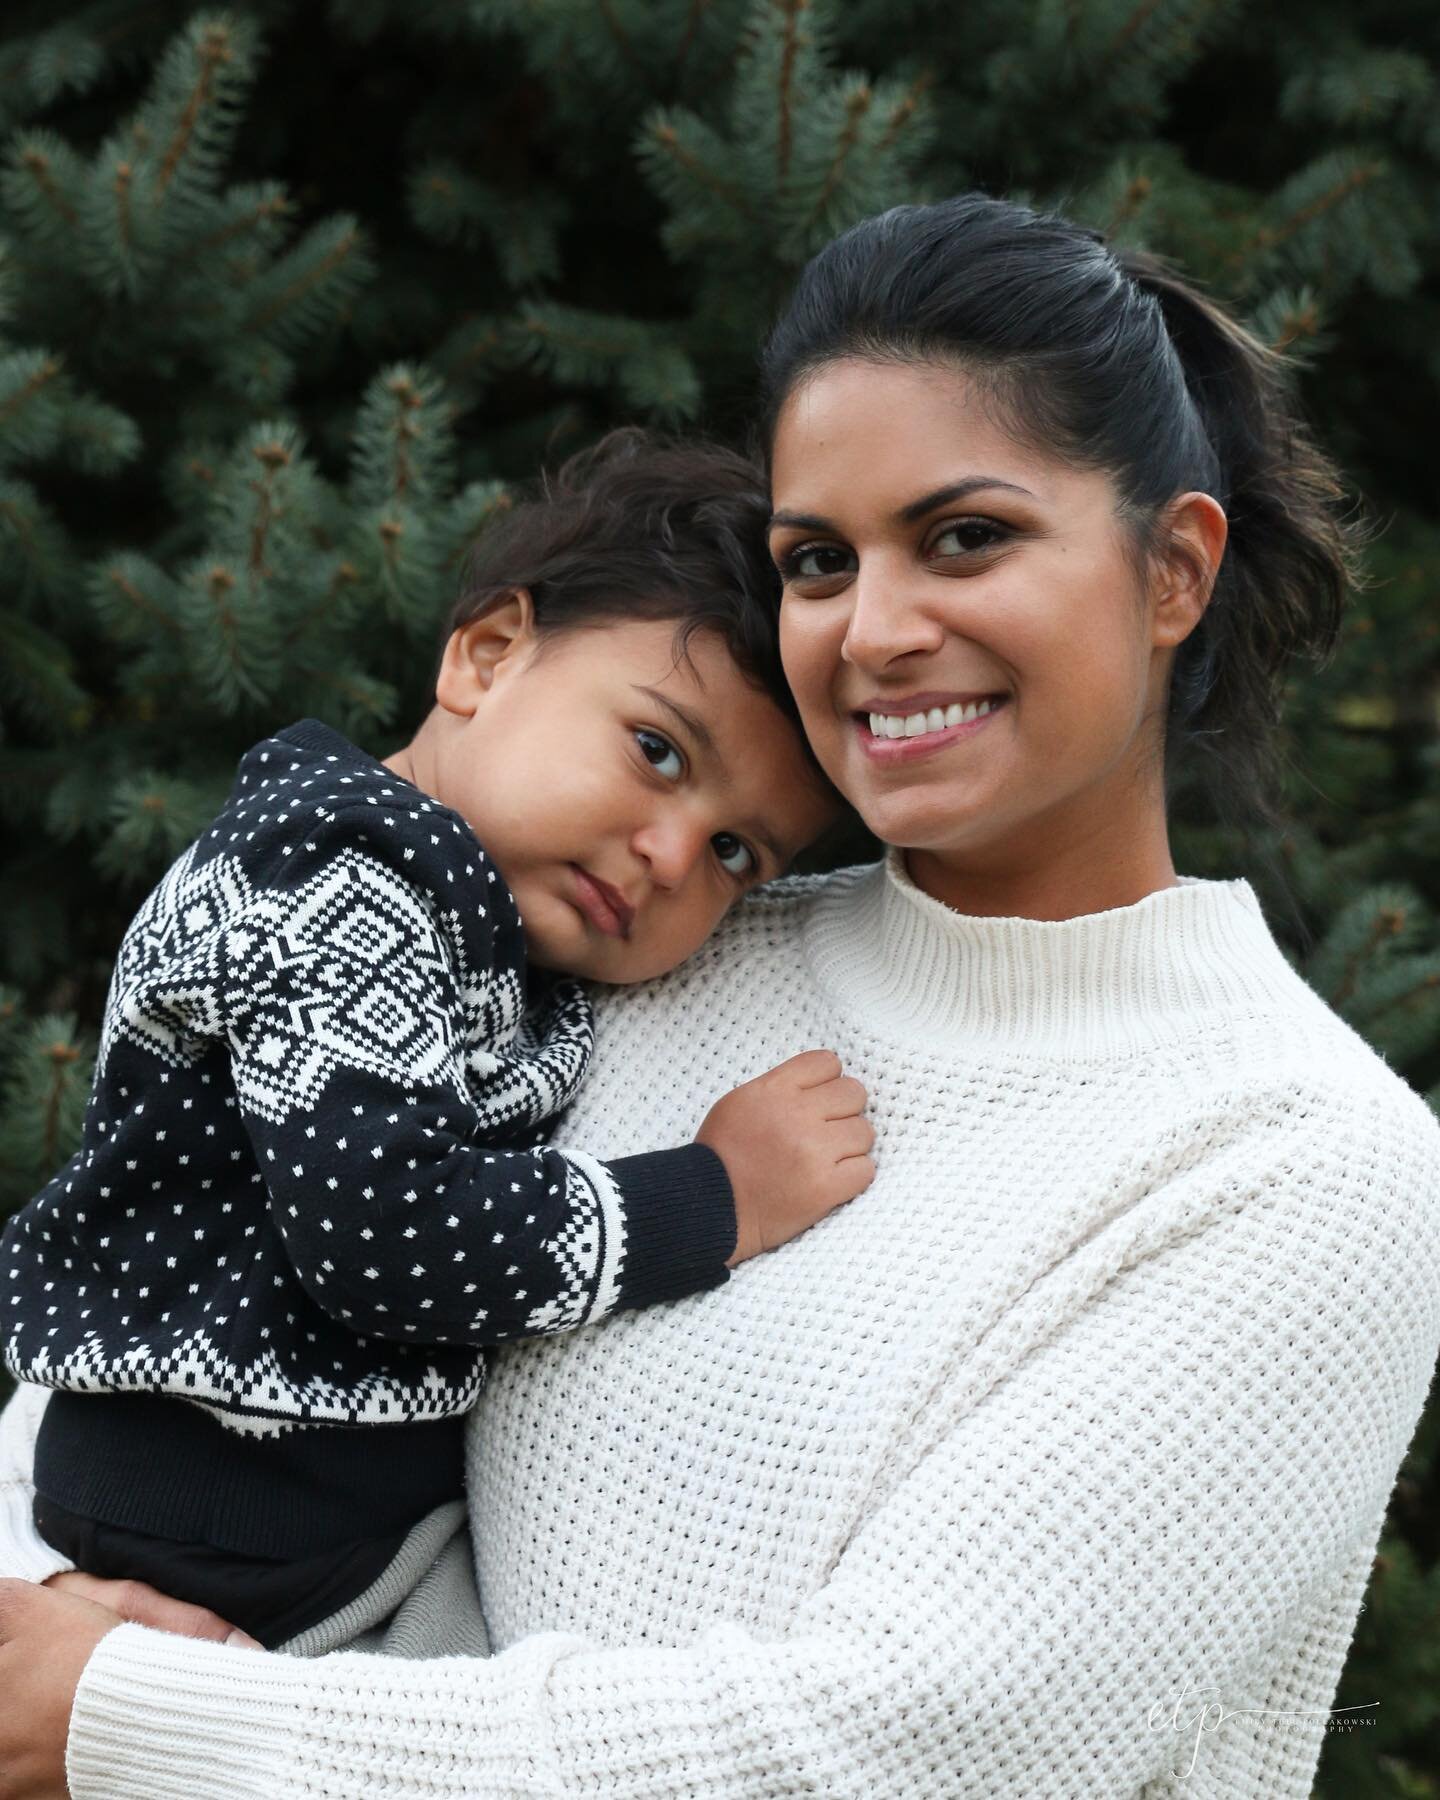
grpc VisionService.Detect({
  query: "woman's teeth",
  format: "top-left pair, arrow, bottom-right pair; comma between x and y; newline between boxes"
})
867,699 -> 998,740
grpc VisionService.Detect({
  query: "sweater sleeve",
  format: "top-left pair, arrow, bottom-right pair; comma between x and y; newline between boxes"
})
62,1107 -> 1440,1799
215,810 -> 735,1344
0,1384 -> 69,1583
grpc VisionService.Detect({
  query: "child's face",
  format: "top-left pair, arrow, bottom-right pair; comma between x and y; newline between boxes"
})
418,608 -> 836,983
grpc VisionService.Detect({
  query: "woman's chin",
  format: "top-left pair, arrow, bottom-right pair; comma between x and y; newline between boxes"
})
853,787 -> 998,857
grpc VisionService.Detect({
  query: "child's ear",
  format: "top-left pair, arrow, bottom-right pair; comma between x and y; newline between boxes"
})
435,590 -> 538,717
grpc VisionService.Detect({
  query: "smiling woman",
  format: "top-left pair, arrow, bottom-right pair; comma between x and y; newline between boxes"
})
0,197 -> 1435,1800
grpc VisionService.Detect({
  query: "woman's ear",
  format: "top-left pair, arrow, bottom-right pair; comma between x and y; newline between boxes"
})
435,590 -> 538,717
1150,492 -> 1229,650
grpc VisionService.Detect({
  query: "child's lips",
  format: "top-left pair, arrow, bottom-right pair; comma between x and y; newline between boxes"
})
570,865 -> 634,939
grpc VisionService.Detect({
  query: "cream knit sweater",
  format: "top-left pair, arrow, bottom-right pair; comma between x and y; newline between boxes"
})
3,852 -> 1438,1798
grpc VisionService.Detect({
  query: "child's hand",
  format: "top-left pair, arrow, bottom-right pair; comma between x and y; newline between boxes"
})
696,1050 -> 875,1268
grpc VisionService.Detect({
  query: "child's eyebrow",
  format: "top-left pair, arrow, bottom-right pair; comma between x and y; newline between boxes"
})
633,686 -> 716,761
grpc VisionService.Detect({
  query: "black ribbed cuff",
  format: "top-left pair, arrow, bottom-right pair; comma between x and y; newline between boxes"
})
608,1143 -> 735,1311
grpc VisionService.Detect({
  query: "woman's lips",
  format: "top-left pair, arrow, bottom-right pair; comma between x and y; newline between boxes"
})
570,865 -> 634,938
853,695 -> 1010,763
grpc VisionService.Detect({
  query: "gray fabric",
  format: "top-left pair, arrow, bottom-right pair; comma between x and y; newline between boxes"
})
277,1501 -> 491,1661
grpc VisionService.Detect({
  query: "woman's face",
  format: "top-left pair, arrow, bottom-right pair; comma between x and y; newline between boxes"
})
770,358 -> 1222,903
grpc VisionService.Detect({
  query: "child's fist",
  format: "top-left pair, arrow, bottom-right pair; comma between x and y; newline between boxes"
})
695,1049 -> 875,1268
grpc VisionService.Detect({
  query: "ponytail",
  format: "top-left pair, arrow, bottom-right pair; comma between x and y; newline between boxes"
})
1115,248 -> 1358,826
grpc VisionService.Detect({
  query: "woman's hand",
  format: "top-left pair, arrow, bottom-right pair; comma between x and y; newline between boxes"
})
0,1576 -> 262,1800
0,1578 -> 120,1800
43,1571 -> 257,1645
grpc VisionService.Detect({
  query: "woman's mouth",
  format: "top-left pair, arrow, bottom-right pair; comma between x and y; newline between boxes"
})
570,865 -> 634,939
854,694 -> 1010,761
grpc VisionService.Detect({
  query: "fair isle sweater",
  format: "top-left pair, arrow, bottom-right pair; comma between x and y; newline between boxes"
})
0,721 -> 732,1553
3,851 -> 1439,1798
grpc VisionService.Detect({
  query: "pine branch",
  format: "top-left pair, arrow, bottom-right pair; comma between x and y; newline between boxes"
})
243,219 -> 367,338
806,81 -> 873,225
875,67 -> 933,152
597,0 -> 650,89
645,117 -> 755,222
154,17 -> 235,200
1330,903 -> 1409,1008
774,0 -> 807,179
0,353 -> 62,430
37,1032 -> 82,1173
14,140 -> 78,227
1240,161 -> 1384,260
675,0 -> 711,78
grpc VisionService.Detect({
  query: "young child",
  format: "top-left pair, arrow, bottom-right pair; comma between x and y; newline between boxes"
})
0,432 -> 872,1647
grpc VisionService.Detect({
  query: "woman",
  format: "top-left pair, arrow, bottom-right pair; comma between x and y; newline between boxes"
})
2,192 -> 1437,1798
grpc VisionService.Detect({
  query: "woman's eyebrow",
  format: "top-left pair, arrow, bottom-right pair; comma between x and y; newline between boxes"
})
898,477 -> 1035,521
769,477 -> 1036,536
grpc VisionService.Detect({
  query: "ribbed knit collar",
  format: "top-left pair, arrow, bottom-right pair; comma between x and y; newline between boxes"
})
804,847 -> 1308,1057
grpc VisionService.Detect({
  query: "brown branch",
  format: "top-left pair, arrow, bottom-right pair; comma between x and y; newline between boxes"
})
775,0 -> 808,180
282,561 -> 358,647
675,0 -> 711,80
519,313 -> 635,361
0,355 -> 62,425
806,85 -> 873,227
1270,301 -> 1321,353
247,441 -> 291,577
179,191 -> 291,266
1108,0 -> 1167,58
41,1039 -> 81,1169
876,68 -> 934,152
113,160 -> 135,254
384,374 -> 422,503
102,566 -> 180,635
245,228 -> 360,333
647,121 -> 754,221
156,21 -> 233,199
1331,905 -> 1406,1007
19,148 -> 78,226
597,0 -> 649,85
1239,162 -> 1383,261
1106,175 -> 1153,237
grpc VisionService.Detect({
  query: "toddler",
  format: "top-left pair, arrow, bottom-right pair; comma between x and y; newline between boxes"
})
0,433 -> 872,1646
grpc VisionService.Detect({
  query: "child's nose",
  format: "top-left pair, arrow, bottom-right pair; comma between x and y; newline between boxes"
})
631,814 -> 709,890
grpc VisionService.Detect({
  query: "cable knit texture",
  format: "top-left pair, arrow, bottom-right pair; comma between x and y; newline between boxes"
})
4,852 -> 1439,1797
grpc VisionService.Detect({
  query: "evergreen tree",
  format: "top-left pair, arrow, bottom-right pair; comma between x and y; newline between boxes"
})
0,3 -> 1436,1787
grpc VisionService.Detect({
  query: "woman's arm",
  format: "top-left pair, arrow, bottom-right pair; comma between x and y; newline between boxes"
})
0,1384 -> 70,1583
52,1101 -> 1440,1799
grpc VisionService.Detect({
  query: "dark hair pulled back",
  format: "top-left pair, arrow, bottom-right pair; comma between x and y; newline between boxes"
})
758,193 -> 1358,827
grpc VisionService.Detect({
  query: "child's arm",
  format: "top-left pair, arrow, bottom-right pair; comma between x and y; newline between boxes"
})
214,807 -> 867,1346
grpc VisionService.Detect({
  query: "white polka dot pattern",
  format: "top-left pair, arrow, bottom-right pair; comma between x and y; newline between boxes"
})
0,721 -> 735,1439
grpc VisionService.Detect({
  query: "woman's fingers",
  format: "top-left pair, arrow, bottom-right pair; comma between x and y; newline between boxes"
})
44,1570 -> 259,1646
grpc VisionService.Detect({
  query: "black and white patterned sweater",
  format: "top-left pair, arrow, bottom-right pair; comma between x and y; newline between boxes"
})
2,722 -> 734,1551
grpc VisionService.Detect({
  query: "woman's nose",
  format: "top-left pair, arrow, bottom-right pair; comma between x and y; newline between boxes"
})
840,565 -> 947,672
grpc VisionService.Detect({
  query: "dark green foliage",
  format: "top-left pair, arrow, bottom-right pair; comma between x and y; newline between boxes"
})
0,1 -> 1436,1784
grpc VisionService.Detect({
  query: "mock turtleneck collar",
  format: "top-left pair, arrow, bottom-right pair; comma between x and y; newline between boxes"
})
803,846 -> 1311,1057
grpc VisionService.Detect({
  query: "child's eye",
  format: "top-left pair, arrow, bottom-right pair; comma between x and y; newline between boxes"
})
712,832 -> 756,879
635,728 -> 684,781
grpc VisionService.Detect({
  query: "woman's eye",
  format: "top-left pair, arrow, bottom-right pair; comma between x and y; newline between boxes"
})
779,542 -> 855,582
712,832 -> 756,879
931,518 -> 1008,556
635,728 -> 683,781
